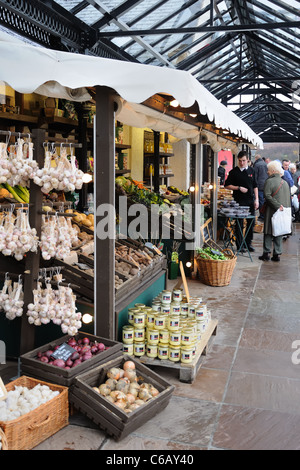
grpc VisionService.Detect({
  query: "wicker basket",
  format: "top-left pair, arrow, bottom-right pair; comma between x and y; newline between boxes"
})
0,376 -> 68,450
196,248 -> 237,287
0,427 -> 8,450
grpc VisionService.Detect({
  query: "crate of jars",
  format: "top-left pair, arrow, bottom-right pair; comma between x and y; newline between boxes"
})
20,332 -> 123,387
69,355 -> 174,440
121,288 -> 218,383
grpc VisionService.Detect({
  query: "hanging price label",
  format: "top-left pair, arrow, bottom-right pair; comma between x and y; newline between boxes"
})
0,377 -> 7,402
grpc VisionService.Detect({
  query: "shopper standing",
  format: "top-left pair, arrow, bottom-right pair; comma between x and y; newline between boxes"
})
259,160 -> 291,262
218,160 -> 227,185
224,151 -> 259,252
253,154 -> 268,220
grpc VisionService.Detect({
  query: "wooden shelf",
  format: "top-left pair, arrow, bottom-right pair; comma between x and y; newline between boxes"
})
144,152 -> 174,157
116,143 -> 131,150
116,169 -> 131,175
0,112 -> 38,124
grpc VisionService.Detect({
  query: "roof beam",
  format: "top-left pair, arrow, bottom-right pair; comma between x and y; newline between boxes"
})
97,20 -> 300,37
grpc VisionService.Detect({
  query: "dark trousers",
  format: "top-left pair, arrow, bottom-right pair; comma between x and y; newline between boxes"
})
235,205 -> 255,249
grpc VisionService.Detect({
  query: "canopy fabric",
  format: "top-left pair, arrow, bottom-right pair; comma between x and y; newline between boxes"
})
0,33 -> 263,148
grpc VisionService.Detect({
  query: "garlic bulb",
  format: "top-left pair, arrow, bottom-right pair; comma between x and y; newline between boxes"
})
0,384 -> 59,422
40,215 -> 79,260
0,276 -> 24,320
5,139 -> 38,187
34,147 -> 84,193
0,210 -> 38,260
26,281 -> 82,335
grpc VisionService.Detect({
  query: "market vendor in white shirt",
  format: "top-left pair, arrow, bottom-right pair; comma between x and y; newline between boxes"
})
224,151 -> 259,252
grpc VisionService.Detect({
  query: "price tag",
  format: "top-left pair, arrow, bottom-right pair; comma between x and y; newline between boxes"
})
51,343 -> 76,362
0,377 -> 7,402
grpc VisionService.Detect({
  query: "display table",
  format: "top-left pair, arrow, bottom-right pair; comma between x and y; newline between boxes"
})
218,214 -> 256,261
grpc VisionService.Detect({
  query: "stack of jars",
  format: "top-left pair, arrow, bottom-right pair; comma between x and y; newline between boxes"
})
122,288 -> 211,364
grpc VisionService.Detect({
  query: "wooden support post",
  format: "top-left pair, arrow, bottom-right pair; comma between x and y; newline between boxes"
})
153,130 -> 160,193
20,128 -> 45,355
94,87 -> 116,340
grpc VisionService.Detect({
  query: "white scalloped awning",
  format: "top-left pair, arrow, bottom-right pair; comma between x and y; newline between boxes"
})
0,32 -> 263,148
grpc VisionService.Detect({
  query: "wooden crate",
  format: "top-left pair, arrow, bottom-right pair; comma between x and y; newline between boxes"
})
139,319 -> 218,383
0,376 -> 68,450
20,332 -> 122,387
70,355 -> 174,440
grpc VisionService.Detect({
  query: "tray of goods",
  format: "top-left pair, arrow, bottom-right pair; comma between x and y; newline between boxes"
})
0,376 -> 68,450
70,355 -> 174,440
20,332 -> 122,387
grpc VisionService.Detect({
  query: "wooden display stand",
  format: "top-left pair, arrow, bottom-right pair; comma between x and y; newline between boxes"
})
139,319 -> 218,383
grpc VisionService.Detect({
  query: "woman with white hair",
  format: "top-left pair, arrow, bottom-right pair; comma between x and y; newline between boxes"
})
259,160 -> 291,262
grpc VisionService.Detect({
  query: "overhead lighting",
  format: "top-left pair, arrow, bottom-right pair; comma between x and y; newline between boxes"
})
82,313 -> 93,324
170,99 -> 179,108
189,186 -> 195,192
82,173 -> 93,183
186,261 -> 192,268
189,114 -> 197,118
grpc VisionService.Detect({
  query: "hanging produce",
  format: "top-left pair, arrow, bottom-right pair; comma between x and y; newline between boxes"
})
40,214 -> 79,260
0,274 -> 24,320
0,209 -> 38,260
33,144 -> 84,193
0,138 -> 38,187
26,274 -> 82,336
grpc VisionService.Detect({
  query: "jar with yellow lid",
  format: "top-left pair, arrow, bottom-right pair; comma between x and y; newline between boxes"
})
180,345 -> 194,364
161,290 -> 172,303
172,289 -> 182,302
133,342 -> 145,357
170,302 -> 181,315
147,329 -> 159,345
167,315 -> 180,331
122,343 -> 134,355
135,303 -> 145,309
195,305 -> 207,320
168,345 -> 181,362
180,303 -> 189,317
151,302 -> 161,312
161,304 -> 171,315
128,308 -> 140,325
146,343 -> 158,358
159,329 -> 169,344
133,311 -> 145,328
133,327 -> 145,342
158,343 -> 169,360
188,304 -> 196,318
197,319 -> 207,333
154,314 -> 167,330
146,310 -> 156,328
181,328 -> 195,346
169,330 -> 181,346
122,325 -> 134,344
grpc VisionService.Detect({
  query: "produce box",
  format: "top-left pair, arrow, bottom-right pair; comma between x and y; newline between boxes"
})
0,376 -> 68,450
20,332 -> 122,387
70,355 -> 174,440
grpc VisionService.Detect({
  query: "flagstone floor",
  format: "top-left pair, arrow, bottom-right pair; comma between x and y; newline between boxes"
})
1,225 -> 300,450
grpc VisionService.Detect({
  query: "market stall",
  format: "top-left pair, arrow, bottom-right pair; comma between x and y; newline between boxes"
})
0,31 -> 263,347
0,30 -> 266,448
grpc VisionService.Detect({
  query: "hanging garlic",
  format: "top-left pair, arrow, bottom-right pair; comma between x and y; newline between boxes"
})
0,209 -> 38,260
34,144 -> 84,193
6,138 -> 38,187
3,277 -> 24,320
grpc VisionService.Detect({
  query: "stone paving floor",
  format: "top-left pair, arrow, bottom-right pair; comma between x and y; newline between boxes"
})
1,225 -> 300,450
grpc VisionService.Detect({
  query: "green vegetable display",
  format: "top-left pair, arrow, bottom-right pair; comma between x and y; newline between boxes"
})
196,247 -> 227,261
